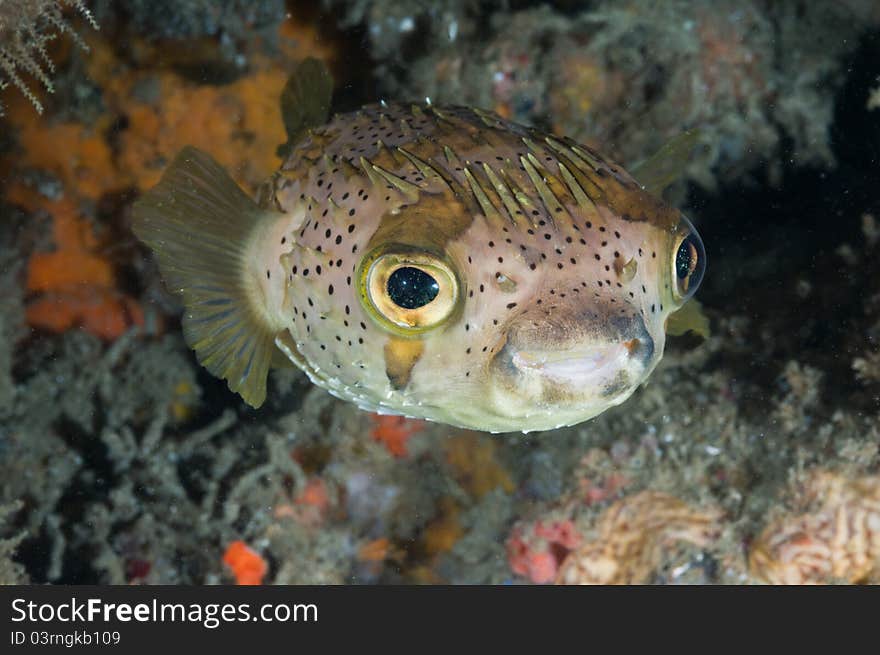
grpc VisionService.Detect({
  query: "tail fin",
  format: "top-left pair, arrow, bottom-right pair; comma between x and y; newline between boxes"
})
132,146 -> 278,407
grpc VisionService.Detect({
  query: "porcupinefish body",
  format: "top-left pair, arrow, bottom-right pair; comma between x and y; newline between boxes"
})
133,59 -> 706,433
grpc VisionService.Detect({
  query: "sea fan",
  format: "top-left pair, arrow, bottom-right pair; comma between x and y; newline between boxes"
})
0,0 -> 97,115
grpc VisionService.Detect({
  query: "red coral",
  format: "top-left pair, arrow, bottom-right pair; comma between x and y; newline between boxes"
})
507,519 -> 581,584
222,540 -> 267,585
370,414 -> 425,457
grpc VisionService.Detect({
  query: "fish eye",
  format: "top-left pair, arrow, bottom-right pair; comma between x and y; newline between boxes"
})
671,219 -> 705,303
362,252 -> 459,332
387,267 -> 439,309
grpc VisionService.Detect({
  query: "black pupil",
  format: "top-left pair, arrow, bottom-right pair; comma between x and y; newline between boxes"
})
676,237 -> 696,280
387,267 -> 439,309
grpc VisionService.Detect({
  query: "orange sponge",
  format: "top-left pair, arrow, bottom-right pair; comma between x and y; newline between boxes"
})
222,540 -> 268,585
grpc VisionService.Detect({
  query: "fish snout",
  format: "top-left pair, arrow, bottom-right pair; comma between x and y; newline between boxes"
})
488,305 -> 656,408
503,303 -> 655,367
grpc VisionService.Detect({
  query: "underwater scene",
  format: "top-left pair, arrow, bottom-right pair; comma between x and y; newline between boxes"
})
0,0 -> 879,585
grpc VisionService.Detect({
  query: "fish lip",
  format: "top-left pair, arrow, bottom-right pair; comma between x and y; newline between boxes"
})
509,341 -> 640,387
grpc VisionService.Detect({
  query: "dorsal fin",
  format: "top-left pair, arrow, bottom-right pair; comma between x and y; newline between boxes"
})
631,129 -> 702,197
277,57 -> 334,158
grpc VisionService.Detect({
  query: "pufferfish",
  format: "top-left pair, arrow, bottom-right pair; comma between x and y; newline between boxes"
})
133,59 -> 706,433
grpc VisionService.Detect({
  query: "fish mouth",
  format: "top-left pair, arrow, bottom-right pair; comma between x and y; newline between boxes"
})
484,310 -> 659,428
509,338 -> 650,389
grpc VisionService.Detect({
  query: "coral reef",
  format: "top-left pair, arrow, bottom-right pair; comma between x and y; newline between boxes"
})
0,502 -> 28,584
0,212 -> 26,409
327,0 -> 880,189
120,0 -> 285,41
852,214 -> 880,387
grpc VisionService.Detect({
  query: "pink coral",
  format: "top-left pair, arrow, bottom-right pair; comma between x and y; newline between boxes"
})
749,471 -> 880,584
557,492 -> 721,585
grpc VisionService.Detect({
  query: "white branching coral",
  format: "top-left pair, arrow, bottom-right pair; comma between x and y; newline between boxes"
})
0,0 -> 97,115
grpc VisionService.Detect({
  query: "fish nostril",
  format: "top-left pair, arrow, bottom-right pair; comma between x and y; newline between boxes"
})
623,338 -> 642,356
624,330 -> 654,366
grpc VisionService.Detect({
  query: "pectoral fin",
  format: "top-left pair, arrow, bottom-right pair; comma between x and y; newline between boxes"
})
666,299 -> 710,339
132,146 -> 281,407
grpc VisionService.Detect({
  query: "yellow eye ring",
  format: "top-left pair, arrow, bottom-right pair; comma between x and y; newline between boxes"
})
359,250 -> 460,334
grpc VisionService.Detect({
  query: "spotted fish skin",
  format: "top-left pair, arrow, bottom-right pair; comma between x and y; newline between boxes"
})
243,103 -> 702,433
